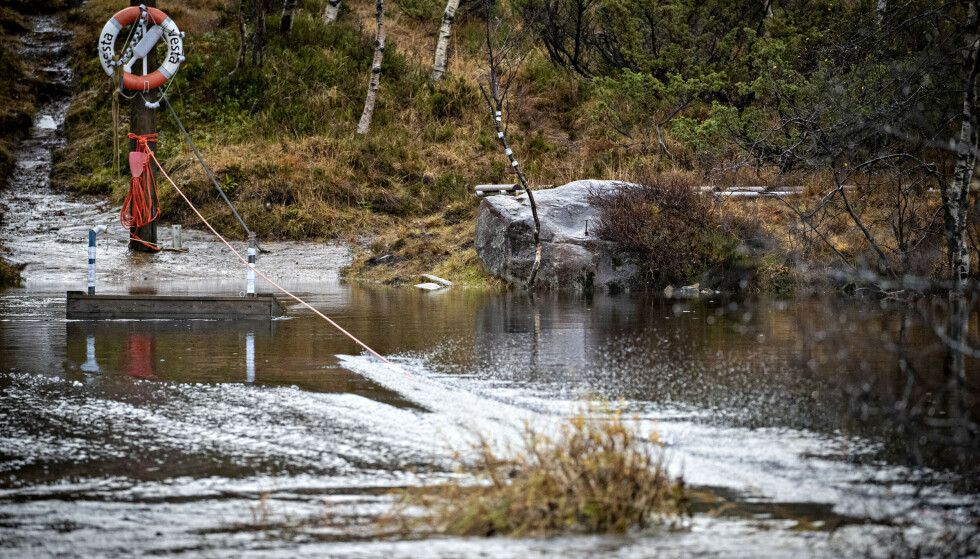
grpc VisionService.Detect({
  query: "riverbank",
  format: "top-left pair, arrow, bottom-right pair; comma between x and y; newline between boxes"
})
0,3 -> 37,285
13,0 -> 968,294
47,0 -> 820,292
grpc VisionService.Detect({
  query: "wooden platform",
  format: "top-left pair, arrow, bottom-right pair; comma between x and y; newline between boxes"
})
66,291 -> 286,320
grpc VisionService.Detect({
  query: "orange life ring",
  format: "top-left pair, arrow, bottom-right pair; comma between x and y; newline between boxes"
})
98,5 -> 184,91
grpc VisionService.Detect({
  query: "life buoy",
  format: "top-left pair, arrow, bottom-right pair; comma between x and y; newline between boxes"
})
98,5 -> 184,92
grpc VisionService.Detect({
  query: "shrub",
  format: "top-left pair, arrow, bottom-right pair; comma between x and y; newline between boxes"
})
590,174 -> 741,287
0,254 -> 22,287
382,409 -> 686,537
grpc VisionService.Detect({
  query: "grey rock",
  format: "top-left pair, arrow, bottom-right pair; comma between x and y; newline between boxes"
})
676,286 -> 700,297
474,180 -> 641,291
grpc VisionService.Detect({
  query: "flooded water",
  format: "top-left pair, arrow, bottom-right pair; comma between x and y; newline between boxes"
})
2,279 -> 978,557
2,10 -> 979,559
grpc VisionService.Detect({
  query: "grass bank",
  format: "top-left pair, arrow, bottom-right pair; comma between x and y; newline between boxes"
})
52,0 -> 956,292
0,4 -> 33,185
53,0 -> 714,288
0,2 -> 32,286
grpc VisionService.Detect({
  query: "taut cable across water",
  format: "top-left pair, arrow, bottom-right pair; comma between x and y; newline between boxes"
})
146,149 -> 416,380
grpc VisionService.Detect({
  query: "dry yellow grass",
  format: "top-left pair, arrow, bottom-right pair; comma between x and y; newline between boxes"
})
380,408 -> 686,537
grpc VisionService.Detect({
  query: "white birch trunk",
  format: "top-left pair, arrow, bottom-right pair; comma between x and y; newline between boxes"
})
761,0 -> 774,38
323,0 -> 341,23
357,0 -> 385,135
231,0 -> 247,75
281,0 -> 298,34
941,2 -> 979,412
430,0 -> 460,81
945,3 -> 979,287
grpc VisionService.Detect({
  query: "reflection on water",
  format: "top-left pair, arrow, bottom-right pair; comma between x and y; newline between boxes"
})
13,283 -> 978,474
1,280 -> 978,556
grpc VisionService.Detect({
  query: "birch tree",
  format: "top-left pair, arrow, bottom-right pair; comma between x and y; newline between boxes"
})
281,0 -> 297,34
480,0 -> 542,288
430,0 -> 461,80
712,0 -> 979,403
939,0 -> 979,411
762,0 -> 774,37
357,0 -> 385,134
323,0 -> 341,23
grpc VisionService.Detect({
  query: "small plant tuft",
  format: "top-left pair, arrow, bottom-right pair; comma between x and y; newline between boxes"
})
382,409 -> 686,537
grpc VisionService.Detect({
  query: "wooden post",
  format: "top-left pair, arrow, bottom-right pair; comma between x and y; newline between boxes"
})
129,0 -> 158,252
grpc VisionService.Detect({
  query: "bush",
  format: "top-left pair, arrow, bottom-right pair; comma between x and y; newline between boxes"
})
0,254 -> 22,287
590,174 -> 740,287
383,409 -> 686,537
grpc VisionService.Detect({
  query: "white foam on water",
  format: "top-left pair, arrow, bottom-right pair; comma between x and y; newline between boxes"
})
335,354 -> 969,523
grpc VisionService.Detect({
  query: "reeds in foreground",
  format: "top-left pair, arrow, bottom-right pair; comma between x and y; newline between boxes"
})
381,409 -> 686,537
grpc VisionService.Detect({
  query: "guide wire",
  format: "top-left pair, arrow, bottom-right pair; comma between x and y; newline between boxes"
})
146,149 -> 418,381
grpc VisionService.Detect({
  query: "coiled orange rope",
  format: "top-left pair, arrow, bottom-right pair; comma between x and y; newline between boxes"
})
121,133 -> 161,251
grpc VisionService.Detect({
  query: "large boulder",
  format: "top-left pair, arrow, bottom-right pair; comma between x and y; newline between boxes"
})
474,180 -> 641,291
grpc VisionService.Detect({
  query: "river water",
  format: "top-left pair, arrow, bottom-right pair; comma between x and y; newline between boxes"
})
2,278 -> 978,557
1,10 -> 979,559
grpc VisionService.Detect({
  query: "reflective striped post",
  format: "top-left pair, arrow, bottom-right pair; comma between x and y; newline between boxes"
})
246,232 -> 256,296
87,225 -> 107,294
88,230 -> 97,295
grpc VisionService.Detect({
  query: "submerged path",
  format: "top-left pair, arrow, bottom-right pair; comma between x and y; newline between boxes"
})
0,13 -> 347,290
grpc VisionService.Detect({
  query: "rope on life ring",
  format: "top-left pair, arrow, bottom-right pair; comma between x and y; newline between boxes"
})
98,5 -> 185,92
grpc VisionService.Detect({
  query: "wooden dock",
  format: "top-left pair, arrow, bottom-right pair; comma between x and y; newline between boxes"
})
66,291 -> 286,320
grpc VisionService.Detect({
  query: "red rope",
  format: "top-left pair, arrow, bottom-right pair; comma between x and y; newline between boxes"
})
121,133 -> 161,251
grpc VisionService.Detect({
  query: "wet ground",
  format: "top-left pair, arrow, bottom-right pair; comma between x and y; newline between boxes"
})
2,10 -> 979,559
